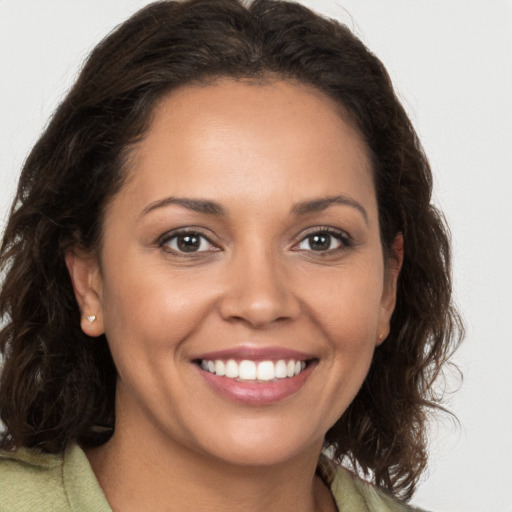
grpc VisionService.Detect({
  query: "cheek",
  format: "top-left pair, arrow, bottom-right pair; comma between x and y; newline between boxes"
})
300,262 -> 385,344
99,258 -> 216,358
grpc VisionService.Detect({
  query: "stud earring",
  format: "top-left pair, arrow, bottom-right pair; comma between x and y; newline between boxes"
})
86,315 -> 96,325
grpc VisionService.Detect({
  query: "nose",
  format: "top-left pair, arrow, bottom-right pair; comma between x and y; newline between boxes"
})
218,248 -> 301,328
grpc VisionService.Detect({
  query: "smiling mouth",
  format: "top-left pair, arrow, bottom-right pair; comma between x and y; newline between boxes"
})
196,358 -> 313,382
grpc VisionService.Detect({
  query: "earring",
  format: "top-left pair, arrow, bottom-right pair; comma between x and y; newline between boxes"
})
86,315 -> 96,325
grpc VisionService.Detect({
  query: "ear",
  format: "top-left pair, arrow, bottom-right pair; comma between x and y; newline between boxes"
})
65,248 -> 105,337
376,233 -> 404,345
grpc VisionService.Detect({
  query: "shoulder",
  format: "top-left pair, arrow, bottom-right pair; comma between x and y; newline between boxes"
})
329,466 -> 429,512
0,444 -> 111,512
0,447 -> 69,512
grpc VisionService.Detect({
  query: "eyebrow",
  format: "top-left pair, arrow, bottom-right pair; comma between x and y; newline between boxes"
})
140,194 -> 368,224
140,197 -> 225,217
291,195 -> 368,224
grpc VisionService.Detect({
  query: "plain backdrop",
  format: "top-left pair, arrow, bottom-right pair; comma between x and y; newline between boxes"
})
1,1 -> 511,511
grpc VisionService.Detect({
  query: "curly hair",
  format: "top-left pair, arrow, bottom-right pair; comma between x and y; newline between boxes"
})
0,0 -> 462,500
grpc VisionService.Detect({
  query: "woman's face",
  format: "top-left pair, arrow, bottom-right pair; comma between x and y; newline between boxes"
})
70,79 -> 400,467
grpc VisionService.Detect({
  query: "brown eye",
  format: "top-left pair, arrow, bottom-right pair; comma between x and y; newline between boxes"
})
177,234 -> 201,252
163,232 -> 214,253
297,230 -> 345,252
307,234 -> 332,251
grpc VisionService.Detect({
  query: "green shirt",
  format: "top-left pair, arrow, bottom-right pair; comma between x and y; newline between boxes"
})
0,445 -> 426,511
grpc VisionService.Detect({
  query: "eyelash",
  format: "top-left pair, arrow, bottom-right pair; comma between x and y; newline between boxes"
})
159,229 -> 219,256
293,226 -> 353,254
158,226 -> 352,256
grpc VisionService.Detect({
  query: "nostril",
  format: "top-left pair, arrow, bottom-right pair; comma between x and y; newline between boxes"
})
217,266 -> 301,327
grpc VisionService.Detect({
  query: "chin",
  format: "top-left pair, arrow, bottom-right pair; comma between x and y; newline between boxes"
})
193,419 -> 326,469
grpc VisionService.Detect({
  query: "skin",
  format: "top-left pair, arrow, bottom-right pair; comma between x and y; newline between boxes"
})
67,79 -> 402,512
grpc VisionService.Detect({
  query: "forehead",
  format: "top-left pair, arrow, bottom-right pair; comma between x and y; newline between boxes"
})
119,79 -> 376,218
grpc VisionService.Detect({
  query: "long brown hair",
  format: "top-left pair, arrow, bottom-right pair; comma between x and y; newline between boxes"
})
0,0 -> 463,500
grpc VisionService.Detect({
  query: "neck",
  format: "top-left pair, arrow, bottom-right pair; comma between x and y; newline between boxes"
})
85,418 -> 335,512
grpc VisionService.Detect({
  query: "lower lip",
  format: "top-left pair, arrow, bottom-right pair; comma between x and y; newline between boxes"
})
197,362 -> 315,406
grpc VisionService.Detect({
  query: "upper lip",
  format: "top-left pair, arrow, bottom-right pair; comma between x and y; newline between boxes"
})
193,346 -> 316,362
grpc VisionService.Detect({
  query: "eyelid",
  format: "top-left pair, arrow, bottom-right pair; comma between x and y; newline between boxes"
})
158,227 -> 220,253
156,225 -> 353,255
292,226 -> 353,252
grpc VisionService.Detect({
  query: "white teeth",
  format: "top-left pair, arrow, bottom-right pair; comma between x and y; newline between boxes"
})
239,360 -> 257,380
257,360 -> 275,381
225,359 -> 239,378
214,360 -> 225,376
199,358 -> 309,381
275,360 -> 287,379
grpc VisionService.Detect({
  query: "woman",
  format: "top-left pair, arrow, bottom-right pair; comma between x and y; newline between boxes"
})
0,1 -> 462,510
